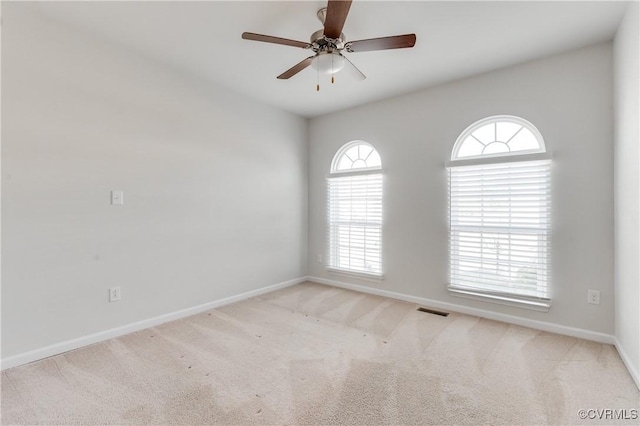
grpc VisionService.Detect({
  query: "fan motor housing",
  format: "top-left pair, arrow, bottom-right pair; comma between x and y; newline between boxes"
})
310,29 -> 345,52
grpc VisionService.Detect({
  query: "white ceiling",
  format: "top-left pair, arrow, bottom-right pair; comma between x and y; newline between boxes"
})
29,1 -> 627,118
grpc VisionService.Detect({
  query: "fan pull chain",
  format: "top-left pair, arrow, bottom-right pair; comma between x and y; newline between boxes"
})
331,55 -> 335,84
317,62 -> 320,92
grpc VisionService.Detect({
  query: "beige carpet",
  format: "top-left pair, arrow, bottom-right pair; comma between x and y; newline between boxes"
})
2,281 -> 639,425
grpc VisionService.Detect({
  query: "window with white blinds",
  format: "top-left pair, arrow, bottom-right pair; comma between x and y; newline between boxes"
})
328,142 -> 383,276
448,116 -> 551,309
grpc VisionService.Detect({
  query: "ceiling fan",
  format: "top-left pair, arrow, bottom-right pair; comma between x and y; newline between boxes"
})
241,0 -> 416,90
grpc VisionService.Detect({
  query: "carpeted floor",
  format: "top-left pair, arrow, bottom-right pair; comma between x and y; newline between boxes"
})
2,281 -> 639,425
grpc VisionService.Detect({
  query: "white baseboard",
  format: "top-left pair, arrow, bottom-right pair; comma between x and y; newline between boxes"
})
1,276 -> 306,371
6,275 -> 633,389
307,275 -> 616,345
614,338 -> 640,391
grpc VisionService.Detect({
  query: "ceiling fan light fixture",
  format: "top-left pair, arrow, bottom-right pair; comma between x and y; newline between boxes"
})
311,52 -> 345,75
242,0 -> 416,82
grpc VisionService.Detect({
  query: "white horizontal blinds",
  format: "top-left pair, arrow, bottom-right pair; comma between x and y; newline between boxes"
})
448,160 -> 551,300
328,173 -> 383,275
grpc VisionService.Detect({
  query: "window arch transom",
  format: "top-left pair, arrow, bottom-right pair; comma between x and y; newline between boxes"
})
331,141 -> 381,173
451,115 -> 545,161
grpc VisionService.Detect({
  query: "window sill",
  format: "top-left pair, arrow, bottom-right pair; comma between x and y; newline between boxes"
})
327,268 -> 384,283
448,286 -> 551,312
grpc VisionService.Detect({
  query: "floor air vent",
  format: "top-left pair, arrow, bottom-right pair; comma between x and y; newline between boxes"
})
417,307 -> 449,317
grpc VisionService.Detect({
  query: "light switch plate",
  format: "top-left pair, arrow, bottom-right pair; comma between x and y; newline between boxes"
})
111,190 -> 124,205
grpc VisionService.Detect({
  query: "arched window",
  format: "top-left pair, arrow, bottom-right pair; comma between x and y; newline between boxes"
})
331,142 -> 382,172
452,115 -> 546,160
328,141 -> 383,276
448,116 -> 551,310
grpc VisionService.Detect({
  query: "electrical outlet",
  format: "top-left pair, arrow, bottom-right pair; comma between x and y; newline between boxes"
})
587,290 -> 600,305
109,287 -> 121,302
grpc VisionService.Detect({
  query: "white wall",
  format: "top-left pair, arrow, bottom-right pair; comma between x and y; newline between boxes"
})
1,5 -> 308,359
614,2 -> 640,388
309,43 -> 615,336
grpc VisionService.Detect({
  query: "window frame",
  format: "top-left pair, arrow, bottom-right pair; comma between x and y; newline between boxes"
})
447,116 -> 551,311
327,141 -> 384,280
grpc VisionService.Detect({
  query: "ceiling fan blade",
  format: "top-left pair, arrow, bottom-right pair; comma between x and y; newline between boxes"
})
346,34 -> 416,53
341,54 -> 366,80
324,0 -> 352,39
277,56 -> 316,79
242,32 -> 312,49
